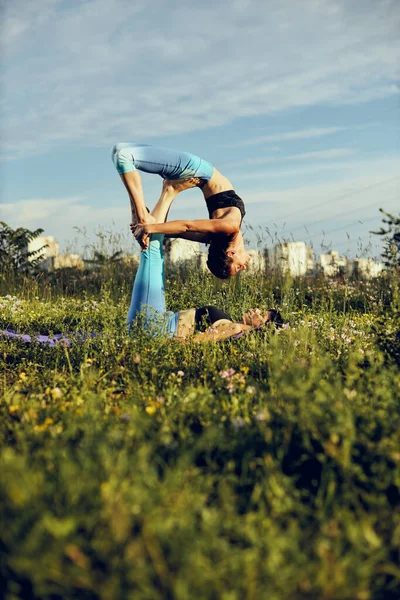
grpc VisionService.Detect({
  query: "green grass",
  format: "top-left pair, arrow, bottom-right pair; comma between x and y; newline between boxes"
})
1,264 -> 400,600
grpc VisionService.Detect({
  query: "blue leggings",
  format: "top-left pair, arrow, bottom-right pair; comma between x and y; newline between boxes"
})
112,142 -> 214,182
127,234 -> 179,336
1,239 -> 178,343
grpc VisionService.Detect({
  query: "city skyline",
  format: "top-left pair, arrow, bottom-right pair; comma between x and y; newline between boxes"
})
29,232 -> 386,281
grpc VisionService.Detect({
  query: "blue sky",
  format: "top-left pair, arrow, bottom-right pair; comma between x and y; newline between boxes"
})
1,0 -> 399,258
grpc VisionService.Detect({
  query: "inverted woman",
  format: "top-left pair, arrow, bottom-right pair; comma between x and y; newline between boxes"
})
111,142 -> 251,279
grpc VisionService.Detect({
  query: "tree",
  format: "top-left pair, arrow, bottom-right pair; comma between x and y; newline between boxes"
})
84,250 -> 124,267
371,209 -> 400,269
0,221 -> 48,275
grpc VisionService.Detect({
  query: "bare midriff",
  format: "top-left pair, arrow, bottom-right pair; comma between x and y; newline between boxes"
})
201,169 -> 234,199
176,308 -> 196,338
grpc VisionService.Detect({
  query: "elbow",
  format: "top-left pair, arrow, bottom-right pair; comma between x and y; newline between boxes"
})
226,224 -> 240,235
232,323 -> 243,335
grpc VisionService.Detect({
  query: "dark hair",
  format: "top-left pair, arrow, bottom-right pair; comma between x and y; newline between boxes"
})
266,309 -> 285,328
206,239 -> 233,279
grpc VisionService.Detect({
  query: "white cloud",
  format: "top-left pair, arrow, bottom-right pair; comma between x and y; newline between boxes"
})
1,0 -> 399,158
229,148 -> 356,167
0,195 -> 137,253
227,126 -> 348,147
1,196 -> 126,230
242,168 -> 400,220
1,197 -> 85,223
230,156 -> 400,185
240,165 -> 400,256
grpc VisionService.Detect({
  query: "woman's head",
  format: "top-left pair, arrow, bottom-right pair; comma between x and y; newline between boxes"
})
243,308 -> 284,328
207,239 -> 251,279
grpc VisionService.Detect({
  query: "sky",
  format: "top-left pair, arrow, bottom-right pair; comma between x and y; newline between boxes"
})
1,0 -> 399,259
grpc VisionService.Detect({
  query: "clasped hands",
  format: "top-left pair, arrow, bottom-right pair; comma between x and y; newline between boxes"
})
130,214 -> 156,250
130,223 -> 150,250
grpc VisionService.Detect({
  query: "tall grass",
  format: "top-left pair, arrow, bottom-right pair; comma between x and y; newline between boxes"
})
1,254 -> 399,599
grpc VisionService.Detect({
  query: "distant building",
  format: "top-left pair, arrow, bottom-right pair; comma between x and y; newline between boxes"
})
164,238 -> 210,272
267,241 -> 314,276
166,238 -> 202,264
319,250 -> 348,277
199,252 -> 208,271
54,254 -> 84,270
28,236 -> 59,261
353,257 -> 384,279
28,235 -> 85,271
246,250 -> 266,273
318,251 -> 384,279
38,254 -> 84,271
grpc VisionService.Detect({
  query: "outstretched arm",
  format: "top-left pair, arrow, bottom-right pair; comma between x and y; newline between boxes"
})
190,321 -> 253,343
134,218 -> 237,249
165,232 -> 211,243
149,218 -> 236,235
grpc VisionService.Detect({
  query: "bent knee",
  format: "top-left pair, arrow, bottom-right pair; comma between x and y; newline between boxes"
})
111,143 -> 129,162
111,143 -> 135,174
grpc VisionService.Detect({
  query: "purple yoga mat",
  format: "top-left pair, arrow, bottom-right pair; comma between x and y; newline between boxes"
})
0,329 -> 101,347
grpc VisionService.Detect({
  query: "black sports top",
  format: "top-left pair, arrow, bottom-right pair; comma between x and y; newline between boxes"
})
194,305 -> 232,332
206,190 -> 246,222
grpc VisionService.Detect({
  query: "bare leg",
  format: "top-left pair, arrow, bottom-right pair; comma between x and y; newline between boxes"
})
151,177 -> 201,223
119,171 -> 155,226
150,180 -> 178,223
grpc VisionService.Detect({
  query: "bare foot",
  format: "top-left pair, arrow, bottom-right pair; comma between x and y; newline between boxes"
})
163,177 -> 201,194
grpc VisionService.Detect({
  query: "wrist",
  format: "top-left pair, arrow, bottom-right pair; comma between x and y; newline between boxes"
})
134,206 -> 148,224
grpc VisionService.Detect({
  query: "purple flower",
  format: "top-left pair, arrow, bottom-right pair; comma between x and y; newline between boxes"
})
220,368 -> 236,379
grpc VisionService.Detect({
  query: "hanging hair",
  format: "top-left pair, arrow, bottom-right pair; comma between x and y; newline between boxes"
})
206,238 -> 233,279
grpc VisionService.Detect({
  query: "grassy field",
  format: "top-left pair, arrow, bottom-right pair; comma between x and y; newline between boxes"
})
1,262 -> 399,600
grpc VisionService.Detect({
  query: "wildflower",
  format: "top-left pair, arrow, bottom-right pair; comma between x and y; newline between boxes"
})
51,387 -> 63,400
231,417 -> 246,430
133,355 -> 141,363
177,370 -> 184,377
344,388 -> 357,400
246,385 -> 256,395
34,417 -> 54,432
220,368 -> 236,379
145,405 -> 157,416
341,334 -> 352,344
255,410 -> 270,422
